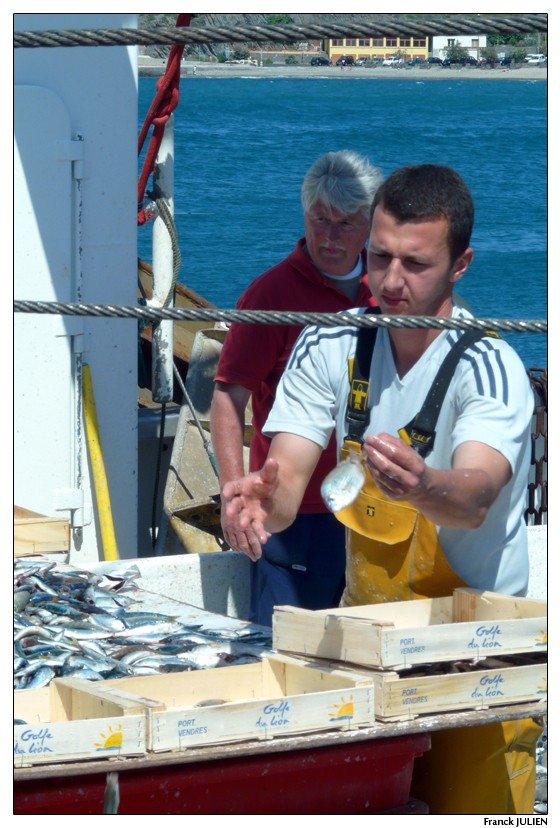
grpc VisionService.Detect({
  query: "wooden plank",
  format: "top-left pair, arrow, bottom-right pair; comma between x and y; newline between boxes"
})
49,677 -> 164,720
273,606 -> 385,667
273,590 -> 547,670
380,616 -> 547,669
371,660 -> 547,722
14,701 -> 547,783
14,686 -> 52,725
453,588 -> 547,622
15,506 -> 45,520
269,653 -> 377,696
97,654 -> 374,702
261,656 -> 288,699
137,258 -> 216,368
14,506 -> 70,555
293,596 -> 454,627
97,661 -> 267,706
90,655 -> 376,753
148,682 -> 375,753
14,682 -> 147,766
14,716 -> 146,767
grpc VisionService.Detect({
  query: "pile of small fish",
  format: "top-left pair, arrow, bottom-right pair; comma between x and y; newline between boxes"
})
14,559 -> 272,690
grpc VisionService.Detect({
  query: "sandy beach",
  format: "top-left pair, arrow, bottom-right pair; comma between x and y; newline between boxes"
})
138,55 -> 546,81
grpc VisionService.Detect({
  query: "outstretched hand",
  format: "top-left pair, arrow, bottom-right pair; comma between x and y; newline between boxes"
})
221,458 -> 280,559
219,511 -> 264,563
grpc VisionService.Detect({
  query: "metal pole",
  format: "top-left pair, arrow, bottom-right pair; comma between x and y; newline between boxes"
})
150,116 -> 175,403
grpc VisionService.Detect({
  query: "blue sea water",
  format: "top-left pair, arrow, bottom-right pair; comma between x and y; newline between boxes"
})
138,76 -> 547,369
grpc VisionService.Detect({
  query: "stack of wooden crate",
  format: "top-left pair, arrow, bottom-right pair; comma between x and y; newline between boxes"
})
272,588 -> 547,722
13,588 -> 547,768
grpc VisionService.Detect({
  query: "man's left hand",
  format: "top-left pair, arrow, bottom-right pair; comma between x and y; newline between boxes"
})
362,433 -> 427,500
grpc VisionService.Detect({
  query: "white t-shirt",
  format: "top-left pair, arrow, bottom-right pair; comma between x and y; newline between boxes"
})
264,306 -> 534,595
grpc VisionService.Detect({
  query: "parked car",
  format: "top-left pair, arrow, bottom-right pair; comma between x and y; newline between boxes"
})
427,56 -> 442,64
499,56 -> 513,66
382,56 -> 404,66
336,55 -> 355,66
355,57 -> 375,66
310,56 -> 331,66
442,56 -> 478,66
525,54 -> 546,64
406,58 -> 426,66
225,58 -> 258,66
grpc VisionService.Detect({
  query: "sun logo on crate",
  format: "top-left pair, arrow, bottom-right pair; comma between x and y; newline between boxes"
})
329,695 -> 354,721
94,724 -> 123,751
534,629 -> 547,646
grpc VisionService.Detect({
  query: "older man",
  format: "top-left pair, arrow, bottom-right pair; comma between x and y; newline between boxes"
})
210,150 -> 383,626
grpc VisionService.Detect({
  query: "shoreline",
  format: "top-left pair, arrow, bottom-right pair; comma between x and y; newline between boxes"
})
138,56 -> 547,81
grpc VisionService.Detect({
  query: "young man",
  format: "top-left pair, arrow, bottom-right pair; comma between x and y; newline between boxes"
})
211,150 -> 383,626
222,164 -> 540,814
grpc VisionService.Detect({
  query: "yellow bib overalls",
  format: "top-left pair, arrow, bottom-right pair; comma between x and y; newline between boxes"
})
332,327 -> 542,814
333,440 -> 541,813
337,441 -> 466,606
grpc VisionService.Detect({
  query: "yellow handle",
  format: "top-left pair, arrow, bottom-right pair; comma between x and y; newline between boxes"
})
82,364 -> 119,561
398,426 -> 413,446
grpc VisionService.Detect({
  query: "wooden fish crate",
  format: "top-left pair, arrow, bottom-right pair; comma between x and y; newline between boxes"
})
366,655 -> 547,722
13,678 -> 150,767
14,505 -> 70,559
75,653 -> 376,753
272,589 -> 547,671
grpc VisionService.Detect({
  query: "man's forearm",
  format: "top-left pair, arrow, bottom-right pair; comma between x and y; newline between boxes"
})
263,433 -> 324,532
210,385 -> 250,487
409,466 -> 499,528
212,419 -> 245,488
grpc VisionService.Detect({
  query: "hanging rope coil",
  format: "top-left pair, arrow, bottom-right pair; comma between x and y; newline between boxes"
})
13,300 -> 547,334
137,13 -> 191,224
14,15 -> 548,50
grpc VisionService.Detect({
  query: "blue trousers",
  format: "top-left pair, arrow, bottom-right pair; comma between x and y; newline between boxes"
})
249,512 -> 346,627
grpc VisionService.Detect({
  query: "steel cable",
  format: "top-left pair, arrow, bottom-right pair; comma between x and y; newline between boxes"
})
14,14 -> 548,50
13,300 -> 547,334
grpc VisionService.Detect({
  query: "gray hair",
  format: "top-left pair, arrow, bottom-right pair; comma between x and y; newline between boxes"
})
301,150 -> 383,218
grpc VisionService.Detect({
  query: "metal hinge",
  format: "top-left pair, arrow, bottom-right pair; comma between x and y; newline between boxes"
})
55,136 -> 85,179
53,488 -> 92,528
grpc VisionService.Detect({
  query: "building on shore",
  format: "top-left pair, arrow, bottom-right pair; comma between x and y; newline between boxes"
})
431,35 -> 487,62
322,32 -> 487,64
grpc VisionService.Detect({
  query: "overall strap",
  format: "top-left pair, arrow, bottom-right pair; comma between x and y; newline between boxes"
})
345,307 -> 380,443
398,328 -> 500,458
346,317 -> 500,456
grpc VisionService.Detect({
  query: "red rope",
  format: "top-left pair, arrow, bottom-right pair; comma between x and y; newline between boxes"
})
137,13 -> 192,225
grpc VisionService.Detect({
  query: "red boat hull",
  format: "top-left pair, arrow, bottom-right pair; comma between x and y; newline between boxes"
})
14,734 -> 430,815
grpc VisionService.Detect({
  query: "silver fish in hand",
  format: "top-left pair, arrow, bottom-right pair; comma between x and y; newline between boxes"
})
321,450 -> 366,512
